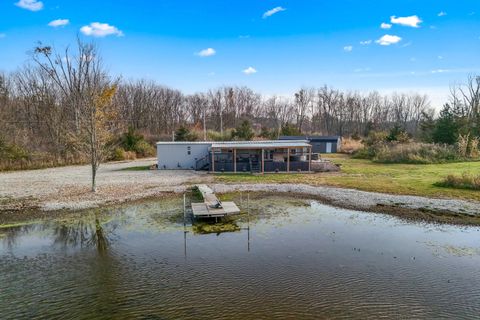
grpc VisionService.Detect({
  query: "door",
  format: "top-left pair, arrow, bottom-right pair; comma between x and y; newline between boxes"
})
326,142 -> 332,153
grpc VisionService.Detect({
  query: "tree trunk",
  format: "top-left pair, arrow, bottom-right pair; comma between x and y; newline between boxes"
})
91,163 -> 97,192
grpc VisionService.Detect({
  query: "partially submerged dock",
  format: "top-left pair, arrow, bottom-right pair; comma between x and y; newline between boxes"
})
191,185 -> 241,218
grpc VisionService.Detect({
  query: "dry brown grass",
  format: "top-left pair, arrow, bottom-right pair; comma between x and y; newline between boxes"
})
340,137 -> 363,154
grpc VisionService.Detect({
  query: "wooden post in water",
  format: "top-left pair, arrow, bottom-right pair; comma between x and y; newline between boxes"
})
247,193 -> 250,217
183,193 -> 186,227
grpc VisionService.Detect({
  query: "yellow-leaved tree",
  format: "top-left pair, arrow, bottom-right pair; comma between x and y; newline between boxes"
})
33,40 -> 122,192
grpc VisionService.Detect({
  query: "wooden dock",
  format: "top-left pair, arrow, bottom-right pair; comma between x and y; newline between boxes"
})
192,185 -> 241,218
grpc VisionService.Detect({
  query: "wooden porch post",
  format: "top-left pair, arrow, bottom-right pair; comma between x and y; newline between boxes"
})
211,147 -> 215,173
287,148 -> 290,173
233,148 -> 237,173
308,146 -> 312,172
261,148 -> 265,174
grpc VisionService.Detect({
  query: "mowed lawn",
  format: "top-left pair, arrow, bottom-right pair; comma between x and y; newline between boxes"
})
215,154 -> 480,202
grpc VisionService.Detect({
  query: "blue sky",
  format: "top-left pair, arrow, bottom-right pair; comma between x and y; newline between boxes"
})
1,0 -> 480,107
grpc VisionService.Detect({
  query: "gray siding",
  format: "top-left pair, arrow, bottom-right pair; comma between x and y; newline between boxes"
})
157,143 -> 210,169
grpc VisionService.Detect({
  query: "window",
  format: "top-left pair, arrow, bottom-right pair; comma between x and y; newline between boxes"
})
187,146 -> 191,155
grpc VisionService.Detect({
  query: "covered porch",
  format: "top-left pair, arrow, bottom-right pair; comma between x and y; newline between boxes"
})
208,141 -> 312,174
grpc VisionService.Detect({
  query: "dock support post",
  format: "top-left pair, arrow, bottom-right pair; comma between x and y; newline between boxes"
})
287,148 -> 290,173
183,193 -> 186,227
233,148 -> 237,173
211,147 -> 215,173
261,149 -> 264,174
308,146 -> 312,172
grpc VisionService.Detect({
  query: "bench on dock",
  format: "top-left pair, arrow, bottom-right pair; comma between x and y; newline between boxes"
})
192,185 -> 240,219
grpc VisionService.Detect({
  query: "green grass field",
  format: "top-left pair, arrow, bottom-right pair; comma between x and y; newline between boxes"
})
215,154 -> 480,202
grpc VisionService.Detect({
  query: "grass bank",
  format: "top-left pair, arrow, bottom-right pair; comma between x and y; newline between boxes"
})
215,154 -> 480,202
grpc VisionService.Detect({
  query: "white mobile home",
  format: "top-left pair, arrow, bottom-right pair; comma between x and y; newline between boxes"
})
156,142 -> 211,170
156,140 -> 313,173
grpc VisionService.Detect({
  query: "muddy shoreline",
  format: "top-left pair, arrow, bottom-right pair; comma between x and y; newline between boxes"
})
2,184 -> 480,226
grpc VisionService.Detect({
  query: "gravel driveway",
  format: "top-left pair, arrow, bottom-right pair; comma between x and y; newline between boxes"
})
0,158 -> 209,211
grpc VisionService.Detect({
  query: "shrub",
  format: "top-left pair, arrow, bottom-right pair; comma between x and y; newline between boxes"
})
340,137 -> 363,154
120,127 -> 156,158
372,143 -> 458,164
134,140 -> 156,157
436,173 -> 480,191
457,134 -> 480,158
112,147 -> 136,161
174,126 -> 198,141
0,137 -> 29,161
207,129 -> 234,141
280,122 -> 301,136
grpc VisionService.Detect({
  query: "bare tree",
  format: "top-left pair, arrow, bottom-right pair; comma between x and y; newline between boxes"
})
32,40 -> 121,191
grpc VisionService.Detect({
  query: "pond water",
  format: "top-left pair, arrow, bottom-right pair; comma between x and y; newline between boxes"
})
1,195 -> 480,319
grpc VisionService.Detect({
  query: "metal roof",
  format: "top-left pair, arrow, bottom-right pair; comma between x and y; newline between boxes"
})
156,141 -> 212,145
211,140 -> 310,149
279,135 -> 341,141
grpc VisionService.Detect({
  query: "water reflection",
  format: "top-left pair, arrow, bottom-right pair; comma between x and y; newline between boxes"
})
1,196 -> 480,319
52,214 -> 116,255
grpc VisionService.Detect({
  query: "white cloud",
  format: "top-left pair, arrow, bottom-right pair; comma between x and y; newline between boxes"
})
360,40 -> 372,45
438,11 -> 447,17
243,67 -> 257,75
48,19 -> 70,27
196,48 -> 216,57
80,22 -> 123,37
343,45 -> 353,52
263,6 -> 286,19
375,34 -> 402,46
390,15 -> 422,28
354,67 -> 371,73
15,0 -> 43,11
380,22 -> 392,29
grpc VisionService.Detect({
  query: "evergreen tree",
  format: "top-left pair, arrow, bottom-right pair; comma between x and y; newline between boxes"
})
175,126 -> 198,141
280,122 -> 302,136
419,111 -> 436,143
232,120 -> 255,140
432,104 -> 458,144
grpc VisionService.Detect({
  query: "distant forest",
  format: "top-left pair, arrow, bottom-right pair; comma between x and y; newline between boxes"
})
0,40 -> 479,170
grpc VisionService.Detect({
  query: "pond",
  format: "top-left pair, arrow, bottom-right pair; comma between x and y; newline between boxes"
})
1,195 -> 480,319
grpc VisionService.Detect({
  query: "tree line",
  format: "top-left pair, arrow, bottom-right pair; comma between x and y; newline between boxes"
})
1,40 -> 479,184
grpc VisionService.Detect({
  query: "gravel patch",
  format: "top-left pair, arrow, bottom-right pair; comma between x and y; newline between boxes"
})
211,183 -> 480,216
0,158 -> 207,211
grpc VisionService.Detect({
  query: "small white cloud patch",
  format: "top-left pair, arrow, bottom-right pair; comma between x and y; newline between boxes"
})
438,11 -> 447,17
15,0 -> 43,11
80,22 -> 124,37
376,34 -> 402,46
263,7 -> 286,19
243,67 -> 257,75
196,48 -> 216,57
390,15 -> 422,28
343,45 -> 353,52
48,19 -> 70,27
360,40 -> 372,45
380,22 -> 392,29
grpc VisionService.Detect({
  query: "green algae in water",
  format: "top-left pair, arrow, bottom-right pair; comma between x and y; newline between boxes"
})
193,221 -> 241,234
